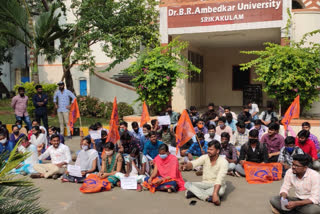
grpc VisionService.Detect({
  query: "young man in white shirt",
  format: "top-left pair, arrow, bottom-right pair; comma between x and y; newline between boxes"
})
31,134 -> 71,179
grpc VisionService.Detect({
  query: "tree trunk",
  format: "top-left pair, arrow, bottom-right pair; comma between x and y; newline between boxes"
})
31,55 -> 39,84
63,65 -> 76,95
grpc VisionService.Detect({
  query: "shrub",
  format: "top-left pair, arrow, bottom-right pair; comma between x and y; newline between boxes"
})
77,96 -> 106,118
14,82 -> 57,115
105,101 -> 134,120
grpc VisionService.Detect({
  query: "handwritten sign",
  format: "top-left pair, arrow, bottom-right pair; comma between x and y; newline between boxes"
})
120,176 -> 138,190
158,115 -> 171,126
67,165 -> 82,177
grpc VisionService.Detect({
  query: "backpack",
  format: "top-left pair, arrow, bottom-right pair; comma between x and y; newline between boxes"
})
242,142 -> 266,160
262,111 -> 276,121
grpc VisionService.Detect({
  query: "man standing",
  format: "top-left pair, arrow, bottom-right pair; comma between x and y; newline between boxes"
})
270,154 -> 320,214
32,85 -> 48,132
11,87 -> 32,130
53,81 -> 76,139
32,134 -> 71,179
182,140 -> 228,206
260,123 -> 285,162
235,129 -> 269,177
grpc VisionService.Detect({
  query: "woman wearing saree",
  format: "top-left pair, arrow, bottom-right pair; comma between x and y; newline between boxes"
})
144,144 -> 185,193
98,142 -> 124,187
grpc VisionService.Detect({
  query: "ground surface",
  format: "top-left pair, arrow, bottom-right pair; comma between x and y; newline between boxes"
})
32,137 -> 282,214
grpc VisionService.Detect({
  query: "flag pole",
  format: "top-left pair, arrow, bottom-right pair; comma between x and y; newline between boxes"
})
195,135 -> 203,150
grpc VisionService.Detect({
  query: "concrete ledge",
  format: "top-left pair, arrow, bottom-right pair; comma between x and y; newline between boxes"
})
289,119 -> 320,126
123,115 -> 158,123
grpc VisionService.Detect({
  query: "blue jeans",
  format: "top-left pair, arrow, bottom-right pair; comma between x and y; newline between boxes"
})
15,115 -> 32,131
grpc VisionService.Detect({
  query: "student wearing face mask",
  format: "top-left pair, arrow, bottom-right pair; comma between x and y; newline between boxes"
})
139,124 -> 152,150
165,105 -> 180,125
119,121 -> 132,137
235,129 -> 269,177
0,132 -> 13,155
194,119 -> 208,134
11,87 -> 32,130
278,136 -> 304,175
115,146 -> 148,191
144,144 -> 185,193
130,121 -> 144,141
9,125 -> 25,148
219,132 -> 237,176
61,138 -> 98,183
216,117 -> 233,142
204,125 -> 221,143
98,142 -> 124,187
186,132 -> 208,161
15,120 -> 28,135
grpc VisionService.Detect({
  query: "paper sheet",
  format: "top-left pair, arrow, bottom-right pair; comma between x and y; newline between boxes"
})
67,165 -> 82,177
281,197 -> 290,211
89,130 -> 101,140
120,176 -> 138,190
158,115 -> 171,126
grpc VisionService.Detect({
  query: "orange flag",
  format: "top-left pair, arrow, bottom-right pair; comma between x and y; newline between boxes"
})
175,109 -> 196,154
140,101 -> 150,127
109,97 -> 119,127
106,119 -> 120,144
281,95 -> 300,133
68,98 -> 80,135
244,161 -> 282,184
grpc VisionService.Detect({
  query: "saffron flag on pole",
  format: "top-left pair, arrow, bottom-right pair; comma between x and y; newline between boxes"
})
109,97 -> 119,127
281,95 -> 300,133
106,97 -> 120,144
68,98 -> 80,135
175,109 -> 196,154
140,101 -> 150,127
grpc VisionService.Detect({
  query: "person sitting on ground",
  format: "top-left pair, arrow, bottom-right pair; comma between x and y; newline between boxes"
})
98,142 -> 124,187
260,123 -> 285,163
182,140 -> 228,206
144,144 -> 185,193
115,146 -> 148,191
0,131 -> 14,155
233,121 -> 249,153
131,121 -> 143,142
160,125 -> 175,147
117,132 -> 141,156
259,103 -> 277,126
295,130 -> 320,170
270,154 -> 320,214
189,106 -> 200,127
140,123 -> 151,150
220,132 -> 237,176
235,129 -> 269,177
278,136 -> 304,175
31,134 -> 71,179
237,105 -> 253,129
250,119 -> 267,141
48,126 -> 65,145
165,105 -> 180,125
194,119 -> 208,134
15,120 -> 28,135
301,122 -> 319,154
225,113 -> 237,133
143,131 -> 163,162
201,103 -> 218,124
9,125 -> 25,148
119,121 -> 132,136
31,119 -> 47,136
216,117 -> 233,141
248,100 -> 259,121
96,122 -> 108,134
204,124 -> 221,143
185,132 -> 208,161
12,136 -> 38,175
30,126 -> 47,156
62,138 -> 98,183
222,106 -> 237,121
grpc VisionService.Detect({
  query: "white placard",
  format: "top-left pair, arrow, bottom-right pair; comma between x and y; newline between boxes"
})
89,130 -> 101,140
120,176 -> 138,190
67,165 -> 82,177
169,145 -> 181,158
158,115 -> 171,126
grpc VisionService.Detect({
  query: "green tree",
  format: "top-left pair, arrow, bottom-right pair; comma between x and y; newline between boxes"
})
0,0 -> 66,83
125,39 -> 201,114
53,0 -> 159,93
241,30 -> 320,112
0,142 -> 47,213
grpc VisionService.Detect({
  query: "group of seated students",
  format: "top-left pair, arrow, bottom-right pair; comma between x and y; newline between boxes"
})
0,102 -> 319,213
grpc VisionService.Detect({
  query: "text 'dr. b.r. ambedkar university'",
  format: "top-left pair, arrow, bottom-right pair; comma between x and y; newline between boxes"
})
167,0 -> 283,28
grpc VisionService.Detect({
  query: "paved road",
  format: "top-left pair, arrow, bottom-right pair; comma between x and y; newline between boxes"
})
33,137 -> 282,214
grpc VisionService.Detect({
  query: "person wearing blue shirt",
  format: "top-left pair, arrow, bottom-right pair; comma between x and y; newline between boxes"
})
143,131 -> 163,160
225,113 -> 237,133
0,132 -> 14,157
186,132 -> 208,161
53,81 -> 76,139
131,122 -> 144,140
9,125 -> 25,148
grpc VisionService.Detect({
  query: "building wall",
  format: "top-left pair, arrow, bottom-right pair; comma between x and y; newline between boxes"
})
292,11 -> 320,117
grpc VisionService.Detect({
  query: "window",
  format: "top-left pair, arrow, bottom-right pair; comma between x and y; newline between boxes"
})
232,65 -> 250,90
188,51 -> 203,82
